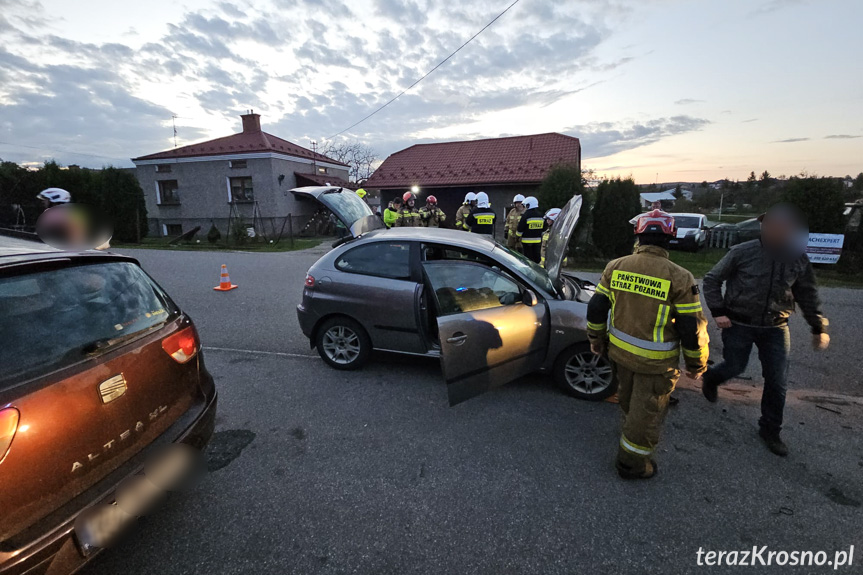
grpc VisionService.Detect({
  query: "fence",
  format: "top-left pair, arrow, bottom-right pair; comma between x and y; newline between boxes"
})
707,228 -> 739,249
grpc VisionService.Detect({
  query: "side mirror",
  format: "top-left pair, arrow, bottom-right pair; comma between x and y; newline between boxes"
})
523,289 -> 538,307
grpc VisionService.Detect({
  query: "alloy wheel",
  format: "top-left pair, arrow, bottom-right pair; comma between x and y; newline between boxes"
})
321,326 -> 361,365
564,352 -> 613,395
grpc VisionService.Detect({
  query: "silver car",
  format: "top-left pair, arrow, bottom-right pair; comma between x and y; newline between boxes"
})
294,187 -> 616,405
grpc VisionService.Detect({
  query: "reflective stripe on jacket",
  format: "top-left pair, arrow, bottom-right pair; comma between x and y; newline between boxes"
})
586,245 -> 710,374
395,207 -> 423,227
516,208 -> 545,244
420,206 -> 447,227
467,207 -> 496,235
454,205 -> 472,231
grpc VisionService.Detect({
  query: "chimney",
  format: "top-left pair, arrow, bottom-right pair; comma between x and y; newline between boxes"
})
241,111 -> 261,133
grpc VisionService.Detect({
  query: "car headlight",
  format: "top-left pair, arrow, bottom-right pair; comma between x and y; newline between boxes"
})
686,230 -> 697,237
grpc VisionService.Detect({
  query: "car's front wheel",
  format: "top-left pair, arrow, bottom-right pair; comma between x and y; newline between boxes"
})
315,317 -> 371,370
553,343 -> 617,401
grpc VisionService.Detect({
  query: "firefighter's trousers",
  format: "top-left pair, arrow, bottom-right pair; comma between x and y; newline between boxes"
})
614,362 -> 679,474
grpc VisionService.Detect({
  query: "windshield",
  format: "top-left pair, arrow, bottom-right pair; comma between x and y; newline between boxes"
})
673,216 -> 702,229
319,188 -> 373,225
493,244 -> 557,296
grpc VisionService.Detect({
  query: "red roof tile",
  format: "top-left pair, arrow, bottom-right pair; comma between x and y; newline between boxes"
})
132,124 -> 348,166
365,133 -> 580,189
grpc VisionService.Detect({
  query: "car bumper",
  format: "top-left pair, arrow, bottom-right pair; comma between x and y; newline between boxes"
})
296,303 -> 318,340
0,392 -> 218,575
668,236 -> 700,249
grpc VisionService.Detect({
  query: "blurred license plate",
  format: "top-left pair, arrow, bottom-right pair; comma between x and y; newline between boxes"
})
669,240 -> 679,244
73,502 -> 134,557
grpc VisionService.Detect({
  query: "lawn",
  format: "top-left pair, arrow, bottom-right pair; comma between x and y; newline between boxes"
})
113,237 -> 323,253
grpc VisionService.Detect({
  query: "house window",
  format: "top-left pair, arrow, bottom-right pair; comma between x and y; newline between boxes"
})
155,164 -> 172,173
229,177 -> 254,202
157,180 -> 180,205
229,160 -> 247,169
164,224 -> 183,237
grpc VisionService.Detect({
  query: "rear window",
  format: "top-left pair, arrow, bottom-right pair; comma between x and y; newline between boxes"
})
336,242 -> 412,280
0,262 -> 178,386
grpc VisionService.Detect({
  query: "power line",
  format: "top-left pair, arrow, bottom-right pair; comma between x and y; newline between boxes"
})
326,0 -> 522,140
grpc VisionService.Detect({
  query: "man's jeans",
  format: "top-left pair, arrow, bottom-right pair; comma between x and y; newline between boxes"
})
703,323 -> 791,434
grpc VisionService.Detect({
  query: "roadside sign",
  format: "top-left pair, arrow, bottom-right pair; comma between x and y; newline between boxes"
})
806,233 -> 844,264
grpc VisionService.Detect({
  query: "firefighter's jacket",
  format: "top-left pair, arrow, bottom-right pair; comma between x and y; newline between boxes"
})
504,208 -> 523,247
395,206 -> 423,227
586,245 -> 709,375
383,205 -> 399,228
516,208 -> 545,245
467,207 -> 496,235
420,205 -> 447,227
454,204 -> 472,231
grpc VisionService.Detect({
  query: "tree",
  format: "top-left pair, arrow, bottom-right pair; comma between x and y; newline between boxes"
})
537,163 -> 583,209
673,184 -> 683,199
591,177 -> 641,258
854,173 -> 863,192
782,176 -> 845,233
320,140 -> 379,183
760,170 -> 772,186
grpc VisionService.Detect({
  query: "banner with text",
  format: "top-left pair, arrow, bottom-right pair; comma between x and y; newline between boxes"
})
806,234 -> 845,264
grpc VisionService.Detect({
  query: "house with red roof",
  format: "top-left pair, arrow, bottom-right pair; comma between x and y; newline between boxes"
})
132,112 -> 351,238
365,133 -> 580,236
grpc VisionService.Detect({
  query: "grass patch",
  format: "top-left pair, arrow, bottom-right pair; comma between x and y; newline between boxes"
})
113,237 -> 324,253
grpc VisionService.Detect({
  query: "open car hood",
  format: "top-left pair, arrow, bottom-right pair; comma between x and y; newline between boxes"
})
290,186 -> 385,237
544,194 -> 583,291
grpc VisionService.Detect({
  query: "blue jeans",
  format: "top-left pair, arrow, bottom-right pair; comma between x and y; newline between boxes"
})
703,323 -> 791,434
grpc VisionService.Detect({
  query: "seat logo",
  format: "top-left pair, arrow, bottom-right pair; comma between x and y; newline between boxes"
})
98,374 -> 127,404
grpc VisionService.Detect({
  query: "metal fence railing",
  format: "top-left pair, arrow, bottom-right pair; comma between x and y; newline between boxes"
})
707,229 -> 739,249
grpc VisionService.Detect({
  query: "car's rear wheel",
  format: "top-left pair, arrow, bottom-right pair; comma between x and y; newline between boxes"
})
553,343 -> 617,401
315,317 -> 371,370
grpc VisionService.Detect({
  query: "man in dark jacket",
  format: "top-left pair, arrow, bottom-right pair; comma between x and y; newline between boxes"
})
701,204 -> 830,457
466,192 -> 496,236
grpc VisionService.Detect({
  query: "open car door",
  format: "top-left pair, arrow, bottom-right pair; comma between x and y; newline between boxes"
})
291,186 -> 385,237
423,260 -> 551,406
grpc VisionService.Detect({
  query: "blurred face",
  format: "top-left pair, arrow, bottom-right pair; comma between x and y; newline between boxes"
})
516,202 -> 525,213
760,204 -> 808,259
407,199 -> 415,207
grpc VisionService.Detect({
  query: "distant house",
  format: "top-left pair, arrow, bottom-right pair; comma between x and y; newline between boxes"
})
132,113 -> 351,238
365,133 -> 581,236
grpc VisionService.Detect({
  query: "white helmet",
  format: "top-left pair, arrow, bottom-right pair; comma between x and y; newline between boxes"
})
545,208 -> 562,222
37,188 -> 71,204
524,196 -> 538,210
465,192 -> 477,204
513,194 -> 525,204
476,192 -> 490,208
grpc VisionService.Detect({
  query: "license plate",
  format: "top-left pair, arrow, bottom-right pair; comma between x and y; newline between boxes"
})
73,502 -> 134,557
669,240 -> 679,244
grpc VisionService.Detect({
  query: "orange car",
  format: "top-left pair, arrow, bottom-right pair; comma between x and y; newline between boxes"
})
0,242 -> 217,574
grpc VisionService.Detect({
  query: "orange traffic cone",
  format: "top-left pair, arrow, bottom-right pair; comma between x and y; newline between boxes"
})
213,264 -> 238,291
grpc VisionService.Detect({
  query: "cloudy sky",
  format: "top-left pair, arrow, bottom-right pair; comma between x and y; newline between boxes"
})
0,0 -> 860,182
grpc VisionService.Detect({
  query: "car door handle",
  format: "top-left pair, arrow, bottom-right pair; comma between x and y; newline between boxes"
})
446,333 -> 468,345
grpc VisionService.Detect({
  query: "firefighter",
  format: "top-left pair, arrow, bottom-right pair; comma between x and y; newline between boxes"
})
466,192 -> 496,236
505,194 -> 526,251
586,210 -> 709,480
395,191 -> 423,227
516,196 -> 544,263
355,188 -> 368,203
419,195 -> 446,227
454,192 -> 477,231
383,197 -> 402,228
539,208 -> 562,268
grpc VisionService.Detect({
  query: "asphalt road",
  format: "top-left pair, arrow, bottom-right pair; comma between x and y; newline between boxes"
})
9,239 -> 860,574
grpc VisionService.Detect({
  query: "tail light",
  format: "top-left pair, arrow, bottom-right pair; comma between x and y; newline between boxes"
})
0,408 -> 20,465
305,274 -> 315,287
161,326 -> 200,364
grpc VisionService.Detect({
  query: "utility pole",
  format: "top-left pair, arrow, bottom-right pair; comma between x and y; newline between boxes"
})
311,141 -> 317,172
172,115 -> 178,148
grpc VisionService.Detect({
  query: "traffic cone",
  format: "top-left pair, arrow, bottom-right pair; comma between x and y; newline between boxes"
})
213,264 -> 238,291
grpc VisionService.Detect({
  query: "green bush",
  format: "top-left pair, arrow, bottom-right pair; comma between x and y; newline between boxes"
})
207,223 -> 222,243
782,176 -> 845,233
591,177 -> 641,258
230,219 -> 249,245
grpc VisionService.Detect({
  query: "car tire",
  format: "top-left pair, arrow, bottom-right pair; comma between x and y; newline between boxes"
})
314,316 -> 371,370
553,343 -> 617,401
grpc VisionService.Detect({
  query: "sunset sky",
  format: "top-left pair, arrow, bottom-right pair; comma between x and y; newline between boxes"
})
0,0 -> 860,183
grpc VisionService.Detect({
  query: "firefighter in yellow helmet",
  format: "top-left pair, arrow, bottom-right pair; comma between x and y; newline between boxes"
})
586,210 -> 709,480
454,192 -> 477,231
395,191 -> 423,227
